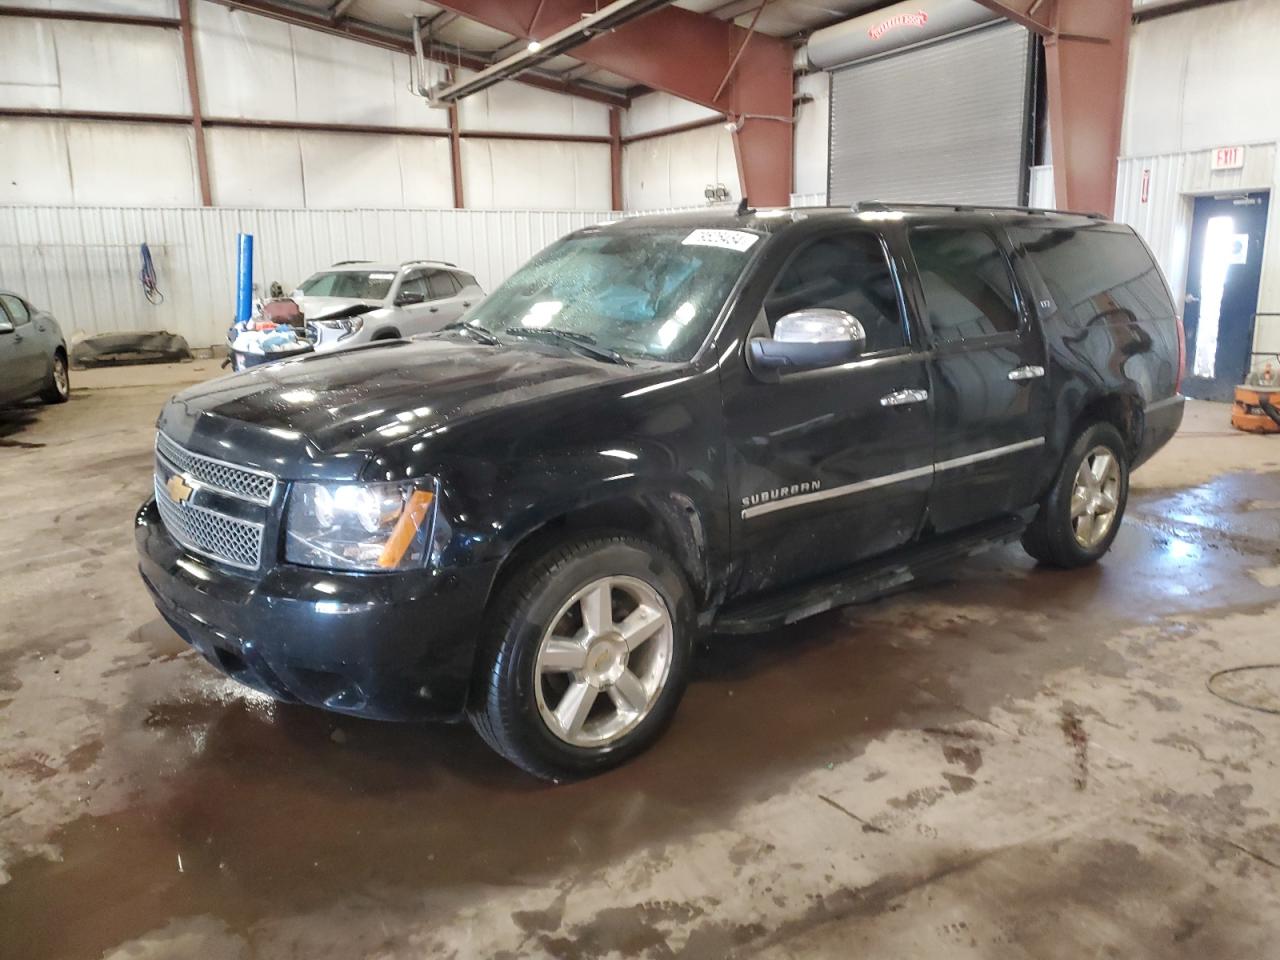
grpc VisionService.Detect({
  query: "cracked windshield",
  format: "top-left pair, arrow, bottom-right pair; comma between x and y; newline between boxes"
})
463,227 -> 761,362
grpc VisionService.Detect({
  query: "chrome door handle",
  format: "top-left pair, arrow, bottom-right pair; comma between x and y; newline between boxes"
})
1007,365 -> 1045,381
880,389 -> 929,407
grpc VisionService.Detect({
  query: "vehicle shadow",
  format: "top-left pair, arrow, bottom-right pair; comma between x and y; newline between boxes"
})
0,403 -> 44,448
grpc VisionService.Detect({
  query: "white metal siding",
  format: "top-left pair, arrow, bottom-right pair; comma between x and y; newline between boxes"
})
1114,143 -> 1280,356
0,119 -> 201,207
0,206 -> 619,349
828,23 -> 1031,206
461,140 -> 612,210
621,92 -> 722,138
0,18 -> 189,115
623,124 -> 741,211
1123,0 -> 1280,158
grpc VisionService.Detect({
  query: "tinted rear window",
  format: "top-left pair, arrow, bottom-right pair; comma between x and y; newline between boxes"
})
1009,226 -> 1172,326
428,271 -> 457,299
908,226 -> 1021,342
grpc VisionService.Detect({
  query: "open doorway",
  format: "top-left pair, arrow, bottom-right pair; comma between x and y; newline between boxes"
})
1181,192 -> 1270,401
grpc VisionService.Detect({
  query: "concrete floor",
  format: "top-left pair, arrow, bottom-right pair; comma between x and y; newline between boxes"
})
2,369 -> 1279,959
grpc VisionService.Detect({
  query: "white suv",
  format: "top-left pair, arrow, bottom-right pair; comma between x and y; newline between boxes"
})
292,260 -> 485,351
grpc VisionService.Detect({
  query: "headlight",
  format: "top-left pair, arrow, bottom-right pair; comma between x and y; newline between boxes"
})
337,316 -> 365,339
285,480 -> 436,571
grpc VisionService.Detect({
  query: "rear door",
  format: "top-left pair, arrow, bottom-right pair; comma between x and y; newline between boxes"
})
905,220 -> 1050,532
424,270 -> 467,330
392,270 -> 435,335
0,299 -> 24,403
452,270 -> 484,308
0,295 -> 47,398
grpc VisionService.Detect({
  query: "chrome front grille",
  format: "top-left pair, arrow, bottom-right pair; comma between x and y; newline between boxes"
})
154,477 -> 264,570
154,433 -> 276,571
156,431 -> 276,505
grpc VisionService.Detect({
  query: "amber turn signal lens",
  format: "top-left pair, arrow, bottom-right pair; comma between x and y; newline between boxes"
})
377,490 -> 435,569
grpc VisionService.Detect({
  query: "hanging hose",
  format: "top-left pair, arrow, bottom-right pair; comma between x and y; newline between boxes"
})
139,243 -> 164,305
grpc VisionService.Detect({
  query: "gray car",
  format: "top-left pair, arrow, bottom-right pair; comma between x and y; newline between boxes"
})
291,259 -> 485,352
0,290 -> 69,406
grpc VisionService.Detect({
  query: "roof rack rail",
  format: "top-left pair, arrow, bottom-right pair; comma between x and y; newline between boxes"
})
854,201 -> 1108,220
331,259 -> 374,266
401,258 -> 457,268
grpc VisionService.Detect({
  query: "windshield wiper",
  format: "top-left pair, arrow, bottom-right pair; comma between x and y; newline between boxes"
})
442,321 -> 501,345
504,327 -> 630,366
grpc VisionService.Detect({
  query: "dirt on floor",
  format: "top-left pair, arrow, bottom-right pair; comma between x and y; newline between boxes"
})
1,375 -> 1278,960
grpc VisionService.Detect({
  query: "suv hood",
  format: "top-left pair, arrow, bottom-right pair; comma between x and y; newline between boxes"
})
296,296 -> 383,321
162,338 -> 640,471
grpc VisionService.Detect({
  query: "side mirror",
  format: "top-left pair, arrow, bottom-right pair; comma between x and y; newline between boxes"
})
0,319 -> 13,334
396,291 -> 427,306
749,309 -> 867,376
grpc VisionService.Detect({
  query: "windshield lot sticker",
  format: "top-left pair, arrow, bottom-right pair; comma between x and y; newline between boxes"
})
682,229 -> 760,252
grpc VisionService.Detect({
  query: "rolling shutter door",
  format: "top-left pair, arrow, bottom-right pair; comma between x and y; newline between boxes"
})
828,23 -> 1032,207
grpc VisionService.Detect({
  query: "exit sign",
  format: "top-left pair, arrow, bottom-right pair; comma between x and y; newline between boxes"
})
1212,146 -> 1245,170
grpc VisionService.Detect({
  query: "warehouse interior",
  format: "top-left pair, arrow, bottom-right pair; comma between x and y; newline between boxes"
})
2,0 -> 1280,957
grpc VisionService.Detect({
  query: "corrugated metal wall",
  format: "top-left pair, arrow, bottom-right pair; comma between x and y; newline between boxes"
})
1115,142 -> 1280,354
0,206 -> 619,348
828,23 -> 1032,207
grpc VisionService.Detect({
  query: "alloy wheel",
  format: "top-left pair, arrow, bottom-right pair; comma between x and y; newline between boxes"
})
533,575 -> 674,748
1070,445 -> 1121,548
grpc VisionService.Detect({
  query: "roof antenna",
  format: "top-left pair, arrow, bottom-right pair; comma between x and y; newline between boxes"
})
736,196 -> 751,216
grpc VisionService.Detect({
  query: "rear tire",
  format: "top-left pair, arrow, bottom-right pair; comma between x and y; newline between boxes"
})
40,351 -> 70,404
468,535 -> 694,781
1022,422 -> 1129,568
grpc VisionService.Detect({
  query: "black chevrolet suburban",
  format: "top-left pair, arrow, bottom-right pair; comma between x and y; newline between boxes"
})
136,204 -> 1184,779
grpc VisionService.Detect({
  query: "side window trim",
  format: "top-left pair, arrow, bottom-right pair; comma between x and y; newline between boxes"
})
996,222 -> 1054,325
399,270 -> 429,300
755,225 -> 915,361
906,222 -> 1026,349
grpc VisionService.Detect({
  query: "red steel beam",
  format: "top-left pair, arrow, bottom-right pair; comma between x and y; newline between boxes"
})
0,108 -> 191,125
0,108 -> 610,145
609,107 -> 623,210
0,5 -> 180,27
432,0 -> 794,205
1045,0 -> 1131,215
977,0 -> 1130,215
178,0 -> 213,206
449,102 -> 464,208
972,0 -> 1053,34
205,0 -> 629,108
619,114 -> 727,145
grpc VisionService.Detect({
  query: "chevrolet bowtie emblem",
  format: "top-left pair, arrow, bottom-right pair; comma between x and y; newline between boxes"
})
166,474 -> 195,504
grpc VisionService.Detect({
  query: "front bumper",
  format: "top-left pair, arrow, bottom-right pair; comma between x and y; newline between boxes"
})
135,497 -> 494,721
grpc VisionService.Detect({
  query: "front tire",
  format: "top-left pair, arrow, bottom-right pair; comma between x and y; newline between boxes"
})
40,351 -> 70,404
468,536 -> 694,781
1022,422 -> 1129,568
